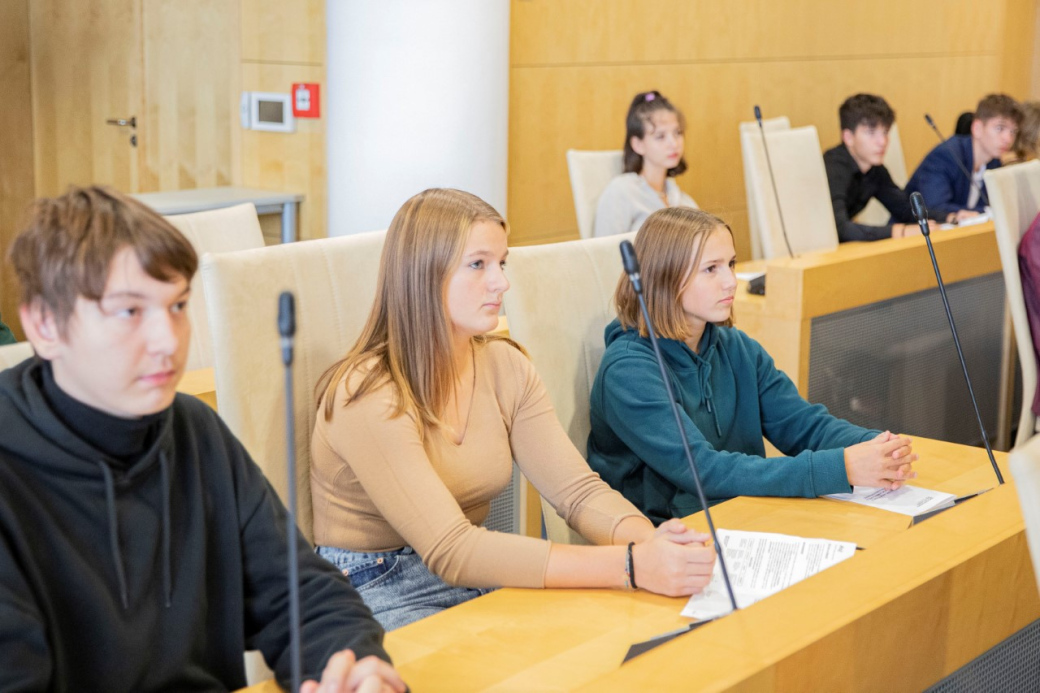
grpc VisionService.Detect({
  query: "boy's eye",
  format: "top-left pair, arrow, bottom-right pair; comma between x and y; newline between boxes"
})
171,301 -> 189,314
117,307 -> 140,319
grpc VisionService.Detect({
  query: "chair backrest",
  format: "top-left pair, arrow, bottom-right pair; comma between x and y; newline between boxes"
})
0,342 -> 34,371
854,122 -> 910,226
740,117 -> 791,259
566,149 -> 625,239
984,160 -> 1040,446
741,125 -> 838,259
200,231 -> 387,541
502,231 -> 636,544
1010,432 -> 1040,598
165,203 -> 265,371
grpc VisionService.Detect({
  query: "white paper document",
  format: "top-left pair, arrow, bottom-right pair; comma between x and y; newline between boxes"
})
736,270 -> 765,282
824,485 -> 956,517
681,529 -> 856,620
938,211 -> 992,231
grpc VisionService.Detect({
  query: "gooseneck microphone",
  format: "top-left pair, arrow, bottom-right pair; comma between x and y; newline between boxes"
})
278,291 -> 303,692
923,113 -> 991,210
909,193 -> 1003,485
619,240 -> 739,612
754,105 -> 795,258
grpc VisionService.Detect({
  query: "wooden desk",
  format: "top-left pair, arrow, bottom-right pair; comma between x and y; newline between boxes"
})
240,437 -> 1038,692
735,223 -> 1009,449
133,187 -> 304,244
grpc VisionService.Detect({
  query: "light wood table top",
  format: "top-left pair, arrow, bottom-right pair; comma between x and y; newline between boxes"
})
240,436 -> 1035,692
177,366 -> 216,409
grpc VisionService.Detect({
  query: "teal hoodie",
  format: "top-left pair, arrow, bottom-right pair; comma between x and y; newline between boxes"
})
587,319 -> 878,524
0,310 -> 15,346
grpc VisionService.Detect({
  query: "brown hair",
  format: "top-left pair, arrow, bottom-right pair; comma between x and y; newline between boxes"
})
614,207 -> 734,341
623,90 -> 688,177
8,185 -> 197,336
839,93 -> 895,132
1013,101 -> 1040,161
317,188 -> 521,433
975,93 -> 1024,126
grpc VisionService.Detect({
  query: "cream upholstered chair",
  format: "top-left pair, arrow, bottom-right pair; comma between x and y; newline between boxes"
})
0,342 -> 34,370
202,230 -> 386,686
854,122 -> 909,226
200,230 -> 387,542
567,149 -> 625,239
741,125 -> 838,259
1010,433 -> 1040,597
984,160 -> 1040,447
740,116 -> 791,259
502,232 -> 636,544
164,203 -> 265,371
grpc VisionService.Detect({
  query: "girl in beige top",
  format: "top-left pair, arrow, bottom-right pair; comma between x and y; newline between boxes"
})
312,188 -> 715,630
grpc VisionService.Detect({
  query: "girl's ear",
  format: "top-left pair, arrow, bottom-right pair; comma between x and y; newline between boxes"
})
630,134 -> 646,156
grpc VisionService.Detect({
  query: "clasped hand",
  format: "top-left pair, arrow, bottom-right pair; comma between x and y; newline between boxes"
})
631,519 -> 717,598
300,649 -> 406,693
844,430 -> 918,490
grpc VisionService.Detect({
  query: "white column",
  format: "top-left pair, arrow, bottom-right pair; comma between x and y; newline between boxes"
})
326,0 -> 510,236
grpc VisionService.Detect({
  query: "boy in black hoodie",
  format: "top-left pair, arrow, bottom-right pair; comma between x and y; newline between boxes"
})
0,186 -> 405,693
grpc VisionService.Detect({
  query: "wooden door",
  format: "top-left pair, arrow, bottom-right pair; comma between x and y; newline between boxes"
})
30,0 -> 143,195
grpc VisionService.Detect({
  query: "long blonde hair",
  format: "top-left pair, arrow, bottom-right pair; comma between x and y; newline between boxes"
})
614,207 -> 734,341
317,188 -> 514,432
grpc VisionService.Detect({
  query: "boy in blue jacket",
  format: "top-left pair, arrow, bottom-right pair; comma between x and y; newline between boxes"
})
587,208 -> 918,524
905,94 -> 1022,222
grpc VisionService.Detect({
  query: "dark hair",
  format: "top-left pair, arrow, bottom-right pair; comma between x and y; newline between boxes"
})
954,112 -> 974,136
622,90 -> 688,176
838,94 -> 895,132
975,93 -> 1024,126
8,185 -> 197,336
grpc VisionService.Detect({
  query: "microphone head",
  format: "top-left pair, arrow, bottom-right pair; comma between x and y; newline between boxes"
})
753,105 -> 762,123
278,291 -> 296,338
924,113 -> 936,129
620,240 -> 640,276
909,192 -> 928,224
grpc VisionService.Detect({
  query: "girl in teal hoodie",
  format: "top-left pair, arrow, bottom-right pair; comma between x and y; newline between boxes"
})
587,208 -> 918,525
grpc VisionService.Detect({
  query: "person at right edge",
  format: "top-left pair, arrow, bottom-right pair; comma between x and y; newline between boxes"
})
823,93 -> 945,242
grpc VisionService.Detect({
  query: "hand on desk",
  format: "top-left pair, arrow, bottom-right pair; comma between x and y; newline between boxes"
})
633,519 -> 716,598
844,431 -> 918,491
300,650 -> 406,693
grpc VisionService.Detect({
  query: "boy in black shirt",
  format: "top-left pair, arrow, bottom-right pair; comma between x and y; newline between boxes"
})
824,94 -> 942,242
0,186 -> 405,693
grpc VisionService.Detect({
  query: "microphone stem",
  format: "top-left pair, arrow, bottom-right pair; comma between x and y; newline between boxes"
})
635,291 -> 740,612
920,232 -> 1004,484
284,352 -> 303,692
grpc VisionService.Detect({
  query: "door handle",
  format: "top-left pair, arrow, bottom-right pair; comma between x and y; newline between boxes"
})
105,116 -> 137,128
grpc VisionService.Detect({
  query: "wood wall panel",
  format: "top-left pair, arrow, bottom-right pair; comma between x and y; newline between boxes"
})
511,0 -> 1001,66
29,0 -> 142,196
140,0 -> 237,192
239,0 -> 326,240
508,0 -> 1027,250
240,63 -> 325,241
0,0 -> 35,339
241,0 -> 324,64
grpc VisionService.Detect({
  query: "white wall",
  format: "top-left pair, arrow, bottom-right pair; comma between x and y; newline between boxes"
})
326,0 -> 510,236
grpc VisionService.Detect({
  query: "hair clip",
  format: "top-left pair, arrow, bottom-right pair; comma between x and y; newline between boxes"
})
645,93 -> 656,102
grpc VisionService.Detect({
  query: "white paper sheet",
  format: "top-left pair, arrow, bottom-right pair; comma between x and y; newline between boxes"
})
824,485 -> 956,517
736,271 -> 765,282
681,529 -> 856,619
938,210 -> 992,231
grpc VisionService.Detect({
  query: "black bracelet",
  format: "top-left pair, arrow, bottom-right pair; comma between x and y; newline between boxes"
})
626,541 -> 638,590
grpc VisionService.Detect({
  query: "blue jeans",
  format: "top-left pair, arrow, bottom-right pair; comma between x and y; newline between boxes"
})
315,545 -> 493,631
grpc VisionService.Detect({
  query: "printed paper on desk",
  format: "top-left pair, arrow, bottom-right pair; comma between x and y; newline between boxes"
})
825,485 -> 956,517
681,529 -> 856,620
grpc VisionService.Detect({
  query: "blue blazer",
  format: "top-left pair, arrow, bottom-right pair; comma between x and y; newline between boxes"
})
905,135 -> 1001,217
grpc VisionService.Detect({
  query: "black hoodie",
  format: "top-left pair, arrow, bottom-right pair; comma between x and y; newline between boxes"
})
0,358 -> 389,691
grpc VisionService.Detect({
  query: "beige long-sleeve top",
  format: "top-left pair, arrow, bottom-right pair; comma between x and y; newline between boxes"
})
311,339 -> 652,588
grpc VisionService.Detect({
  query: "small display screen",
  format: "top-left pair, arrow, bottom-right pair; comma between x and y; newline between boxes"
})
258,100 -> 284,124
